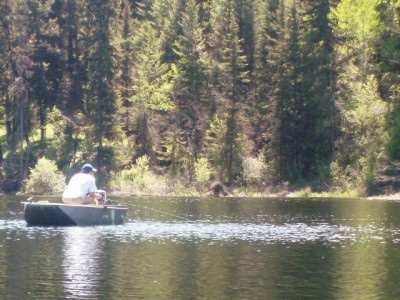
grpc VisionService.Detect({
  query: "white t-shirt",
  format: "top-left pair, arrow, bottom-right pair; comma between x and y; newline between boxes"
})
62,173 -> 98,198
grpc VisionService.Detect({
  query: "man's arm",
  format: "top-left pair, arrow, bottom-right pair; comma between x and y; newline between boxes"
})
87,192 -> 98,204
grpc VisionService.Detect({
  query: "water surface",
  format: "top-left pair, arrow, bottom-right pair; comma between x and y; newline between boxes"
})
1,196 -> 400,299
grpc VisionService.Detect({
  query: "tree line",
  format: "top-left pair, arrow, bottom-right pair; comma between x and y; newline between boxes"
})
0,0 -> 399,194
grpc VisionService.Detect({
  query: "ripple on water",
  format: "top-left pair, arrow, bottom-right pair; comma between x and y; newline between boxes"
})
0,219 -> 399,246
90,221 -> 400,245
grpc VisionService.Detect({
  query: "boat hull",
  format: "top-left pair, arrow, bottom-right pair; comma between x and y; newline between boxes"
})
23,202 -> 128,226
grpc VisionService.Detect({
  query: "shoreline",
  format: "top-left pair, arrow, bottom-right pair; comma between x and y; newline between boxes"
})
366,193 -> 400,200
7,190 -> 400,200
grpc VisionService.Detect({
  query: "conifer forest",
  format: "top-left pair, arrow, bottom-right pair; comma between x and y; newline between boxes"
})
0,0 -> 399,194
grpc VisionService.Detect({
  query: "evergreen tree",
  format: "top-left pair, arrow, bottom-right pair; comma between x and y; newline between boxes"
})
52,0 -> 86,113
151,0 -> 183,63
27,0 -> 63,151
50,0 -> 86,169
0,1 -> 11,149
278,0 -> 336,183
235,0 -> 255,71
210,0 -> 249,183
86,0 -> 116,169
202,114 -> 227,177
0,0 -> 398,193
252,0 -> 284,178
277,2 -> 303,182
173,0 -> 208,179
112,0 -> 136,134
298,0 -> 336,180
130,22 -> 176,161
1,0 -> 34,177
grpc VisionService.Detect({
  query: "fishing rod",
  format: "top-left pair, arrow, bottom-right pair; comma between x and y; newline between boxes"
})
142,206 -> 192,221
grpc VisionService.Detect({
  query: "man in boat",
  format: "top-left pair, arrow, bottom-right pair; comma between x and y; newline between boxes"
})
62,163 -> 100,205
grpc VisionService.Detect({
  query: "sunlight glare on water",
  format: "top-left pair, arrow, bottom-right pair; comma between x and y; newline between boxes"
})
2,196 -> 400,299
0,218 -> 396,246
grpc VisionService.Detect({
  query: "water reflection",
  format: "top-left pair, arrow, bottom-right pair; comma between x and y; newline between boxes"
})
2,196 -> 400,299
62,227 -> 103,298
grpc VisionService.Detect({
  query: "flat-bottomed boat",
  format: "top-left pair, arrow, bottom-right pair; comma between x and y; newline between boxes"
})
23,201 -> 128,226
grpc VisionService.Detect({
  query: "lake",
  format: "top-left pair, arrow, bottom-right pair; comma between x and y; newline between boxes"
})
1,195 -> 400,299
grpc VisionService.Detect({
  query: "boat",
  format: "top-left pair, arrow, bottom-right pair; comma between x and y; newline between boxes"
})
23,201 -> 128,226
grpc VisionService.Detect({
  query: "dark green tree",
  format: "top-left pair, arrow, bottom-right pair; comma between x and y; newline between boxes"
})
278,0 -> 336,184
27,0 -> 63,151
235,0 -> 255,72
112,0 -> 136,135
151,0 -> 183,63
252,0 -> 284,177
50,0 -> 86,169
52,0 -> 86,113
298,0 -> 336,180
211,0 -> 249,183
85,0 -> 116,169
173,0 -> 208,179
1,0 -> 34,177
277,2 -> 303,182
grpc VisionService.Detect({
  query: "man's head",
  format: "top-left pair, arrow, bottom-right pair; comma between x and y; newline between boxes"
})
81,163 -> 97,173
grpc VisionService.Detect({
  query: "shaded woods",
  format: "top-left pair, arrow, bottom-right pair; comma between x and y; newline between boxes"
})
0,0 -> 399,196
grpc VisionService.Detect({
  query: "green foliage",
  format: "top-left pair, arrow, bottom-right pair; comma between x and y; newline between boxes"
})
24,157 -> 66,195
130,22 -> 176,112
202,114 -> 227,178
252,0 -> 283,157
173,0 -> 209,179
330,0 -> 383,79
242,154 -> 266,185
331,0 -> 383,41
194,158 -> 212,182
45,108 -> 77,168
1,0 -> 400,196
375,2 -> 400,160
337,70 -> 388,189
210,0 -> 249,183
387,96 -> 400,159
110,155 -> 166,194
157,128 -> 188,177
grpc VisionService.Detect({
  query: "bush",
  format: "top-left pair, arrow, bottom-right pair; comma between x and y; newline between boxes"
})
24,157 -> 66,195
110,155 -> 167,194
194,158 -> 212,183
242,154 -> 266,185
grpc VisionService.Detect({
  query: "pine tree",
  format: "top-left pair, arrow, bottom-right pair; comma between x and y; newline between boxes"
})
112,0 -> 136,134
52,0 -> 86,113
50,0 -> 86,169
235,0 -> 255,71
278,0 -> 336,183
277,2 -> 301,182
173,0 -> 208,179
297,0 -> 336,180
252,0 -> 284,178
202,114 -> 227,177
1,0 -> 34,176
27,0 -> 63,151
130,22 -> 176,160
0,1 -> 11,145
86,0 -> 116,168
210,0 -> 249,183
151,0 -> 183,63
